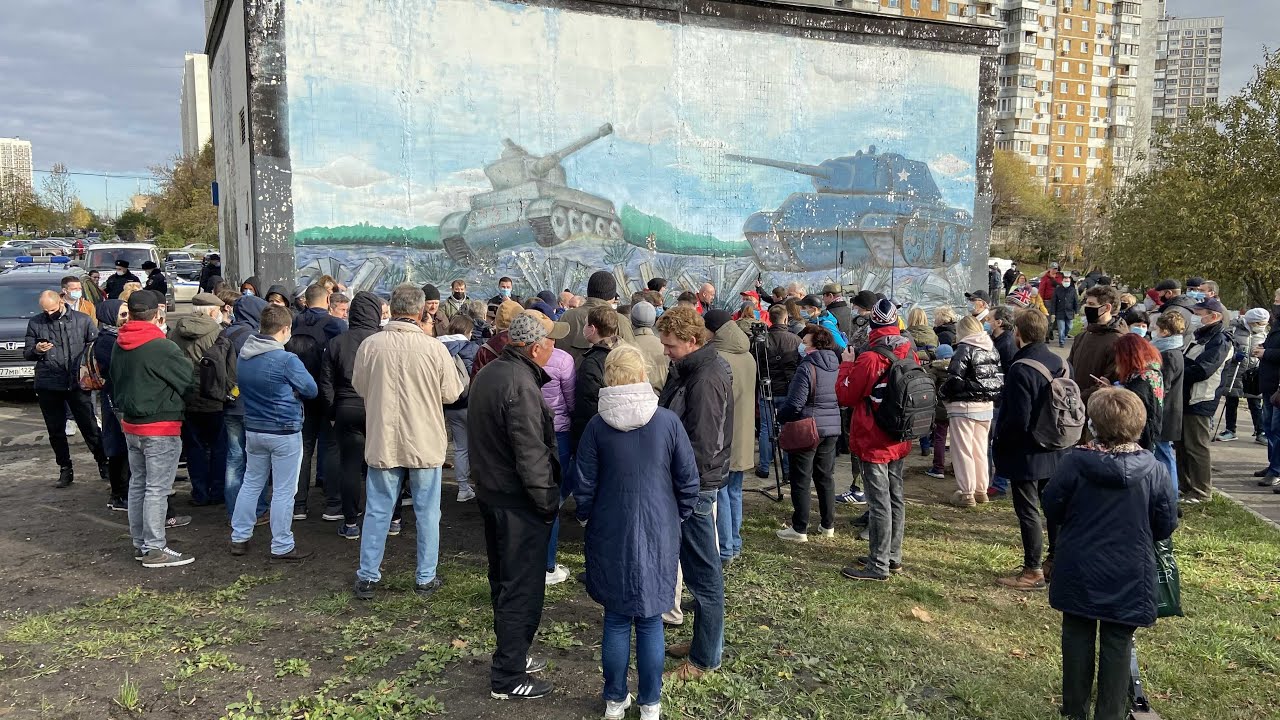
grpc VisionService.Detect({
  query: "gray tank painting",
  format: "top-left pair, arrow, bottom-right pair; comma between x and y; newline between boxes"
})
727,146 -> 971,273
439,123 -> 622,265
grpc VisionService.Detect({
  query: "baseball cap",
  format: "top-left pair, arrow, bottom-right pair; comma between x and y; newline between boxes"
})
799,294 -> 823,309
1049,262 -> 1059,269
126,290 -> 160,314
192,292 -> 223,307
965,289 -> 991,303
495,300 -> 524,330
1154,279 -> 1180,292
508,310 -> 568,346
1193,298 -> 1226,315
1186,277 -> 1205,289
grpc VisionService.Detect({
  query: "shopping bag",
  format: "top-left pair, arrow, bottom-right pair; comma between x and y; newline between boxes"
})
1154,538 -> 1183,618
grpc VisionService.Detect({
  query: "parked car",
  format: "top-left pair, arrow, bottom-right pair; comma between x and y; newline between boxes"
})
181,243 -> 215,258
83,243 -> 175,311
21,240 -> 70,258
0,258 -> 84,387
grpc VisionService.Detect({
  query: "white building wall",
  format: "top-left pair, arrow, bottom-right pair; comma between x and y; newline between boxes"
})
181,53 -> 213,157
208,0 -> 254,279
0,138 -> 34,188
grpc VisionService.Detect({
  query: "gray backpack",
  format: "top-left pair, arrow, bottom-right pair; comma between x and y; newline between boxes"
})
1013,359 -> 1084,449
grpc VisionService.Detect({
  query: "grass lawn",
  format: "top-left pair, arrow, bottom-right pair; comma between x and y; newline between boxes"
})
1,464 -> 1277,719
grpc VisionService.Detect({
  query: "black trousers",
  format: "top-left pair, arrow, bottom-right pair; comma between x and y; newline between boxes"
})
480,501 -> 552,692
334,405 -> 368,524
789,435 -> 837,533
1060,613 -> 1136,720
297,409 -> 340,511
1010,477 -> 1056,570
36,388 -> 105,469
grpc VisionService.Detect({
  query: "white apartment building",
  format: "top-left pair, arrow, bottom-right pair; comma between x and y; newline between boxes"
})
0,137 -> 34,189
181,53 -> 213,157
1152,14 -> 1224,128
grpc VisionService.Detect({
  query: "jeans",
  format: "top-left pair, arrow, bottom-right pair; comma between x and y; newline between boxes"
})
787,436 -> 837,534
100,394 -> 129,500
37,388 -> 105,469
1056,318 -> 1070,346
1010,478 -> 1055,570
183,410 -> 227,505
125,433 -> 182,552
334,405 -> 367,525
679,490 -> 724,671
930,420 -> 949,472
231,431 -> 303,555
1265,402 -> 1280,474
358,467 -> 443,585
757,395 -> 789,476
481,502 -> 553,692
861,459 -> 905,576
545,431 -> 574,572
223,415 -> 268,520
1153,441 -> 1179,497
1176,414 -> 1212,500
445,407 -> 471,492
716,471 -> 744,561
989,407 -> 1009,494
1060,613 -> 1136,720
1224,395 -> 1263,435
297,410 -> 340,512
602,612 -> 664,706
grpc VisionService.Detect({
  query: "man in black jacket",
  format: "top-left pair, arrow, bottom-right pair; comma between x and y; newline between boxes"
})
25,291 -> 108,487
469,311 -> 569,701
755,304 -> 801,478
993,310 -> 1066,590
141,261 -> 168,298
288,283 -> 347,521
198,253 -> 222,293
654,306 -> 731,681
821,283 -> 854,341
103,259 -> 141,300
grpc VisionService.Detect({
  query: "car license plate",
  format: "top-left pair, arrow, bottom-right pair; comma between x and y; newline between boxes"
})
0,366 -> 35,378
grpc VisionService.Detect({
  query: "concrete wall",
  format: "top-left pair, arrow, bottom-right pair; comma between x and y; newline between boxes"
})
216,0 -> 998,306
181,53 -> 212,158
207,0 -> 254,282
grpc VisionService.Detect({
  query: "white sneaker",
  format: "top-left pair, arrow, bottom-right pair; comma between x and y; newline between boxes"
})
775,527 -> 808,543
640,703 -> 661,720
65,420 -> 77,436
457,487 -> 476,503
818,526 -> 835,538
605,694 -> 632,719
545,565 -> 570,585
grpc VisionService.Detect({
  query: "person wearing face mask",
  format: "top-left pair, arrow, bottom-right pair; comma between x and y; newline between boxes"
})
60,275 -> 95,319
1123,309 -> 1149,338
1052,276 -> 1080,348
1216,307 -> 1269,443
199,253 -> 223,293
1067,285 -> 1126,409
488,276 -> 519,306
1151,312 -> 1186,495
1152,279 -> 1198,345
964,289 -> 992,323
94,300 -> 131,511
103,259 -> 141,300
140,261 -> 168,299
940,315 -> 1003,508
988,305 -> 1017,372
168,293 -> 231,508
440,279 -> 469,319
25,290 -> 108,488
1177,297 -> 1233,504
110,290 -> 196,567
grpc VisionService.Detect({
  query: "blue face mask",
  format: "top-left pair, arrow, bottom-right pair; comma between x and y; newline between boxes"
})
1187,290 -> 1206,302
499,287 -> 512,298
982,322 -> 992,333
654,306 -> 665,318
242,289 -> 254,296
1130,326 -> 1148,338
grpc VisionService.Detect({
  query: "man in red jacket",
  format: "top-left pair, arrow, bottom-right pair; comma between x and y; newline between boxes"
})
836,298 -> 915,581
1039,263 -> 1063,340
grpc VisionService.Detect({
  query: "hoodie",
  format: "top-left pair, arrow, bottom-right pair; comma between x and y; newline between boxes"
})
712,320 -> 758,472
168,312 -> 226,413
241,275 -> 262,297
320,291 -> 384,415
109,320 -> 194,435
598,381 -> 659,431
438,332 -> 480,410
238,334 -> 318,434
223,295 -> 267,416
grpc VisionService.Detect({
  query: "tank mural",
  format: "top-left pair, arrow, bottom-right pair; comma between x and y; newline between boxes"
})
286,0 -> 984,308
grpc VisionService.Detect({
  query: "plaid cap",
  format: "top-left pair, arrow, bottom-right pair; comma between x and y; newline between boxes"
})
508,310 -> 569,346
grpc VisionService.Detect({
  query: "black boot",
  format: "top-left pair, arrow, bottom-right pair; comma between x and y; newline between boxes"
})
55,466 -> 73,488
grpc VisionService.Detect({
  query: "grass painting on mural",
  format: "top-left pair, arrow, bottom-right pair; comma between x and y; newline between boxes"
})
287,0 -> 981,309
0,464 -> 1276,719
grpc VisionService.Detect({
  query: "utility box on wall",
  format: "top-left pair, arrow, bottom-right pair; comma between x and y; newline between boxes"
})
205,0 -> 998,305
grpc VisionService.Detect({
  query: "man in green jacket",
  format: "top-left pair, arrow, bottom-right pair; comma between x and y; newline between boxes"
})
168,293 -> 228,507
110,291 -> 196,569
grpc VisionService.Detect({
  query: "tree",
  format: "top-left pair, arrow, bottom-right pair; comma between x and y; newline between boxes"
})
1104,50 -> 1280,308
147,141 -> 217,246
114,208 -> 162,241
0,174 -> 37,232
990,149 -> 1070,262
40,162 -> 75,231
69,199 -> 92,230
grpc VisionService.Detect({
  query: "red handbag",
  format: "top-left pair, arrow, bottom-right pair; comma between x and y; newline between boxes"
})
778,366 -> 820,453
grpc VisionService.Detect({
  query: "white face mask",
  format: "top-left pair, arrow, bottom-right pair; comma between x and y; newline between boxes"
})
379,318 -> 390,327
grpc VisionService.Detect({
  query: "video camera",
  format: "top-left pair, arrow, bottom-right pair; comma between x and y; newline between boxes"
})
748,321 -> 769,345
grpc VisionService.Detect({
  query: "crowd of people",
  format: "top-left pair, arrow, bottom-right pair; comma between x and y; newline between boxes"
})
23,256 -> 1275,720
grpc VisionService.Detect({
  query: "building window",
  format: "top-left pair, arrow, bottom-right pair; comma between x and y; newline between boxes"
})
1079,62 -> 1088,74
1063,40 -> 1071,53
949,2 -> 959,14
1082,20 -> 1090,33
1060,81 -> 1068,94
1074,146 -> 1082,158
1073,167 -> 1082,178
1082,42 -> 1089,54
1062,61 -> 1070,72
932,0 -> 941,10
1057,145 -> 1065,157
1058,124 -> 1067,136
1063,18 -> 1072,30
1076,104 -> 1085,115
887,0 -> 900,8
1078,83 -> 1086,96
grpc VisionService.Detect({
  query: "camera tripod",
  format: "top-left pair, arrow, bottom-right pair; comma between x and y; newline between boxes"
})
752,330 -> 786,502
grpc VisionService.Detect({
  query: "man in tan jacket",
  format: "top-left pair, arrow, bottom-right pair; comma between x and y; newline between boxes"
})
351,284 -> 467,601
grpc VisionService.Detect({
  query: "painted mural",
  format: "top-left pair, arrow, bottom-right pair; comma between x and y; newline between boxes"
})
286,0 -> 982,307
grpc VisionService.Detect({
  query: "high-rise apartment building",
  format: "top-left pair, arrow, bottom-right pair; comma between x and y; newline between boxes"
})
0,137 -> 34,189
181,53 -> 213,157
1152,14 -> 1224,128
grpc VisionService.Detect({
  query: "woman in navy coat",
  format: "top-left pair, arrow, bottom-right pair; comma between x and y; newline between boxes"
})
574,345 -> 699,720
1043,387 -> 1178,720
775,325 -> 843,542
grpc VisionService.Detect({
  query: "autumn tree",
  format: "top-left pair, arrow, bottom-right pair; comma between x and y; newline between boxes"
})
1104,50 -> 1280,307
69,199 -> 93,230
990,149 -> 1069,262
0,174 -> 38,232
40,162 -> 75,231
148,141 -> 217,246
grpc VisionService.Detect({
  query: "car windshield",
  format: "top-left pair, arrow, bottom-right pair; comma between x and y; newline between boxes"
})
0,248 -> 25,258
86,248 -> 152,270
0,284 -> 60,319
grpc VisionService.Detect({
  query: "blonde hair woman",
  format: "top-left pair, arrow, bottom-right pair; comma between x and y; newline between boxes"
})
933,306 -> 959,347
574,344 -> 699,720
939,315 -> 1004,506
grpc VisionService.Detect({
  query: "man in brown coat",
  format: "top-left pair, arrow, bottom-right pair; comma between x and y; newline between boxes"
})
1067,285 -> 1127,406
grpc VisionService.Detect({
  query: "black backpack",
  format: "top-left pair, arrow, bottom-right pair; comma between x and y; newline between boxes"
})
285,319 -> 330,380
198,326 -> 250,403
867,345 -> 936,441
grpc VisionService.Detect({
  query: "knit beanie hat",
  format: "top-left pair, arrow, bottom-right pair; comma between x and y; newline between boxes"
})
935,344 -> 955,360
631,301 -> 657,329
586,271 -> 617,300
853,290 -> 878,311
422,284 -> 441,302
870,298 -> 898,328
703,309 -> 732,333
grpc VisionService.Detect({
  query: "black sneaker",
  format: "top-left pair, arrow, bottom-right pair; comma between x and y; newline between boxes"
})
292,506 -> 307,521
840,565 -> 889,582
229,541 -> 248,556
108,497 -> 128,512
1252,468 -> 1275,478
133,547 -> 146,562
525,656 -> 547,674
851,511 -> 870,528
755,468 -> 770,479
856,556 -> 903,573
353,578 -> 376,600
414,577 -> 443,598
55,466 -> 73,488
491,676 -> 554,700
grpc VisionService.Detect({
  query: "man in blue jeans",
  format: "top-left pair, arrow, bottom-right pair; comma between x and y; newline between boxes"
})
655,306 -> 732,681
350,284 -> 467,600
229,304 -> 317,561
222,294 -> 269,522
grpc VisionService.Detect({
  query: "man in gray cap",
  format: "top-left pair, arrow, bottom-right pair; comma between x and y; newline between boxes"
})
469,310 -> 570,700
1178,297 -> 1233,503
169,293 -> 231,506
1153,279 -> 1198,345
556,270 -> 634,364
630,300 -> 668,392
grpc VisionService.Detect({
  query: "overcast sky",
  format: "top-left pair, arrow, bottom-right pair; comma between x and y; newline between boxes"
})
0,0 -> 1269,215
